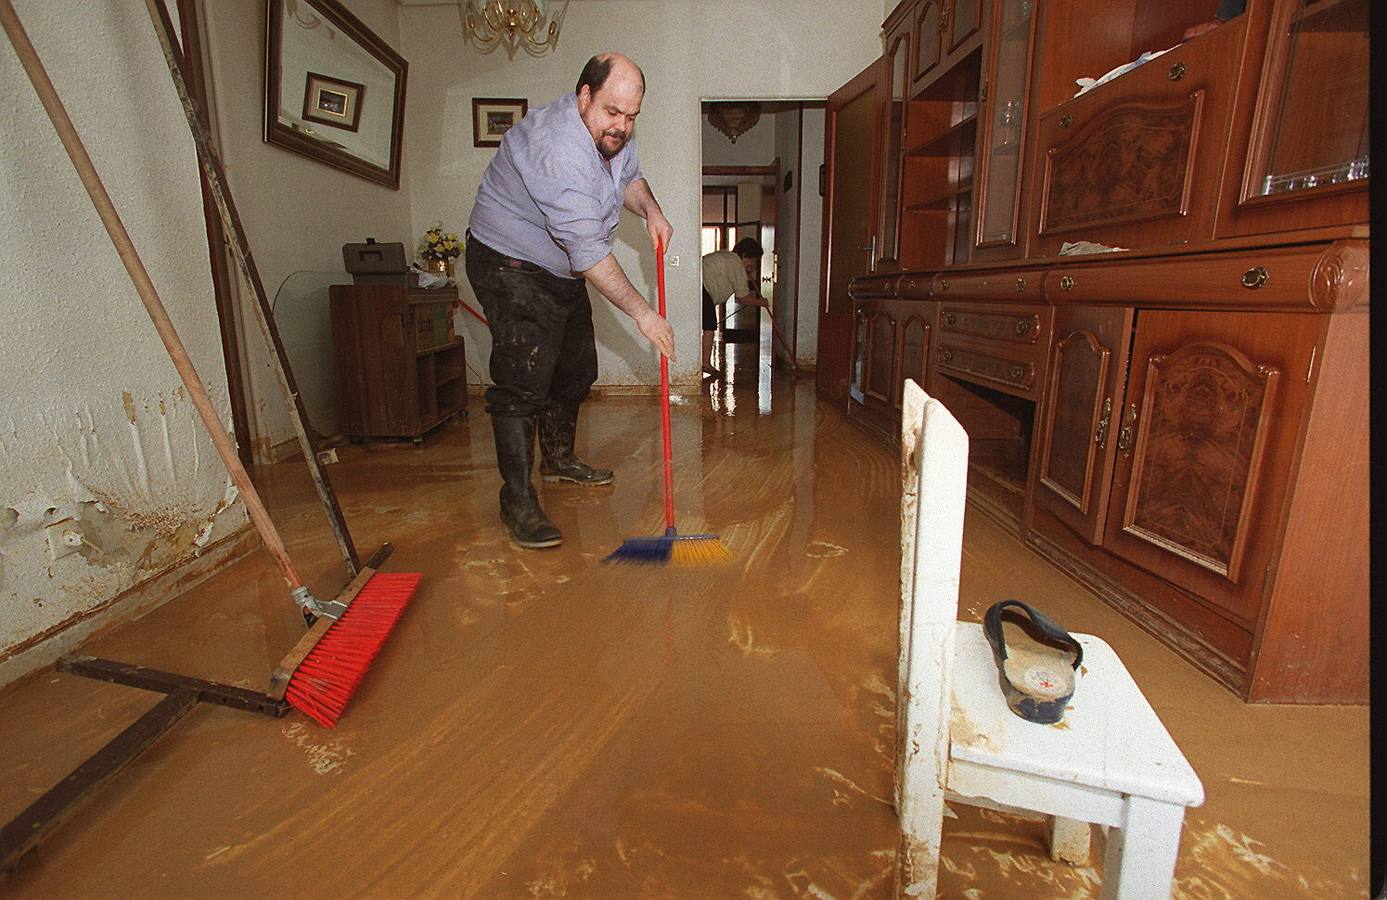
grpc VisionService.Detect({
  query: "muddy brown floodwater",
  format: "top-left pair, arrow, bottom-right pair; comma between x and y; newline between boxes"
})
0,351 -> 1369,898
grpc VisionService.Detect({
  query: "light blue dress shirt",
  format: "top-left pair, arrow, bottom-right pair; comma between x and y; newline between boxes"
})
468,92 -> 643,279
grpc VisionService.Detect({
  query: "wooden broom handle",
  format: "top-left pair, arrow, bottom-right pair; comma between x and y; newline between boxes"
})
0,0 -> 303,590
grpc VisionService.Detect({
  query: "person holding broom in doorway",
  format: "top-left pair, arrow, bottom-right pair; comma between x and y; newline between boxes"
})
700,237 -> 767,379
465,52 -> 674,550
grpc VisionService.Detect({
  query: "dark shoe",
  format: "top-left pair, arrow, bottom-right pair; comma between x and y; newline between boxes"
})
537,403 -> 613,486
983,600 -> 1083,725
492,415 -> 562,548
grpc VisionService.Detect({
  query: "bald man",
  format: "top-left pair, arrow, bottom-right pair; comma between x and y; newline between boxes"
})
466,53 -> 674,549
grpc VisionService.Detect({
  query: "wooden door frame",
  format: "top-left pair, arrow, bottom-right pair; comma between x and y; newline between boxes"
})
818,59 -> 886,405
701,163 -> 782,350
177,0 -> 253,467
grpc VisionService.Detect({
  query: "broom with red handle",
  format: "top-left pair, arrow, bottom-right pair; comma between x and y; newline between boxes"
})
1,0 -> 416,727
604,242 -> 731,565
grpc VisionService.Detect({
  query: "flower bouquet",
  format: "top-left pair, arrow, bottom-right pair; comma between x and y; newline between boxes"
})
419,224 -> 461,277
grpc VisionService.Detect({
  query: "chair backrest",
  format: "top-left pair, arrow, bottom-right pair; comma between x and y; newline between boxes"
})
895,380 -> 970,806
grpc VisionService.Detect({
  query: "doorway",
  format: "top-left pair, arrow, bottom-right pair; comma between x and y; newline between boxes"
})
700,99 -> 826,402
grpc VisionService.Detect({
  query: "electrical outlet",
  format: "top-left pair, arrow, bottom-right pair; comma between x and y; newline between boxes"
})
45,518 -> 83,562
668,255 -> 680,267
317,448 -> 339,465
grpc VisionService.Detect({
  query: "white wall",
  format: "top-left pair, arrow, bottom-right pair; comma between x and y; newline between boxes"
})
772,108 -> 801,361
200,0 -> 415,454
399,0 -> 883,386
701,111 -> 777,168
798,106 -> 826,365
1,1 -> 248,683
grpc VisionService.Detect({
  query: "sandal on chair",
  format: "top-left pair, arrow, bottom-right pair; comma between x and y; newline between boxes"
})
983,600 -> 1084,725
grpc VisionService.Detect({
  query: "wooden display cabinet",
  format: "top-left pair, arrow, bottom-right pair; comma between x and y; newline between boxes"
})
1215,0 -> 1369,238
971,0 -> 1039,259
330,283 -> 467,443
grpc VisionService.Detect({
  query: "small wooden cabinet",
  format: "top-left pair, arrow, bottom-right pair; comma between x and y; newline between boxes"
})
848,287 -> 936,445
330,283 -> 467,443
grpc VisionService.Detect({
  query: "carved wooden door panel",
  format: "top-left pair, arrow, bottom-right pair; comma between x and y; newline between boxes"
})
864,302 -> 899,407
1033,306 -> 1133,545
911,0 -> 945,88
1102,310 -> 1321,625
896,304 -> 933,416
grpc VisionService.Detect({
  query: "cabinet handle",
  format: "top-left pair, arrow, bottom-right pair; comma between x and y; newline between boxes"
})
1167,61 -> 1187,81
940,348 -> 954,363
1094,397 -> 1113,449
1059,275 -> 1075,291
1241,266 -> 1270,289
980,79 -> 989,102
1015,318 -> 1032,335
1015,276 -> 1027,292
939,278 -> 950,292
943,312 -> 957,326
1009,365 -> 1026,382
1059,114 -> 1072,129
939,8 -> 949,31
1116,402 -> 1139,456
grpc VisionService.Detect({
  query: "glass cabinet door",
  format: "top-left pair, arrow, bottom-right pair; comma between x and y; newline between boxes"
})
1250,0 -> 1368,198
975,0 -> 1036,247
878,34 -> 909,264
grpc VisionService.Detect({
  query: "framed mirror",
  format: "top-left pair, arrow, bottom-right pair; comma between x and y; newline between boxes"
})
264,0 -> 408,189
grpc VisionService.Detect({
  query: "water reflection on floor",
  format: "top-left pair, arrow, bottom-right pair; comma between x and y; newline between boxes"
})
0,340 -> 1367,897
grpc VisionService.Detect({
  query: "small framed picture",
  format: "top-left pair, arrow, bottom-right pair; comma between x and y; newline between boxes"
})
302,72 -> 364,132
472,97 -> 528,147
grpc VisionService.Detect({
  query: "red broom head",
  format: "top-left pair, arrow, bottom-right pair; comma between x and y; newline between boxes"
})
285,572 -> 421,727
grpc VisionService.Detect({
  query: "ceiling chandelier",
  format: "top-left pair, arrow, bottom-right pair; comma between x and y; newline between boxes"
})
708,102 -> 762,144
460,0 -> 569,57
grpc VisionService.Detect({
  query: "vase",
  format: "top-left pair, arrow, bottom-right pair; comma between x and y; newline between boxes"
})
444,258 -> 455,280
429,257 -> 447,274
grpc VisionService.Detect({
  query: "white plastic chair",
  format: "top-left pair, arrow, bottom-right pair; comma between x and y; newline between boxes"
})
894,380 -> 1203,899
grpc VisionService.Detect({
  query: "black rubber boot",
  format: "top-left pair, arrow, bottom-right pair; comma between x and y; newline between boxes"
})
538,403 -> 614,485
492,415 -> 562,548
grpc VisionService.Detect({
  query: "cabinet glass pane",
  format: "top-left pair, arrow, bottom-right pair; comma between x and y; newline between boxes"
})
1257,0 -> 1368,196
880,39 -> 909,261
977,0 -> 1034,244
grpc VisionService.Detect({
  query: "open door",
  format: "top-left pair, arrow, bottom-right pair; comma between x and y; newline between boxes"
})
817,59 -> 885,405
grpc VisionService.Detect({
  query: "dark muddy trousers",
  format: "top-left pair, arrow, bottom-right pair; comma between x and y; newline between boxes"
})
464,234 -> 598,418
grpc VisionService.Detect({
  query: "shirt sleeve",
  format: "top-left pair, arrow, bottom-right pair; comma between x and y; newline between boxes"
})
512,142 -> 613,273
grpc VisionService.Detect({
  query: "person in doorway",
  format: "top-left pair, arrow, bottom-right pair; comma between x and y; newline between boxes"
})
465,52 -> 674,550
700,237 -> 767,379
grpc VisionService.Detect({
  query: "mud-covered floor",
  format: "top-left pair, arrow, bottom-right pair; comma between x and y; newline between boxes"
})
0,335 -> 1369,897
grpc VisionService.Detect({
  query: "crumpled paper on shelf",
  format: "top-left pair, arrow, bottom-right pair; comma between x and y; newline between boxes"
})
1074,45 -> 1179,97
1059,240 -> 1128,255
410,263 -> 451,289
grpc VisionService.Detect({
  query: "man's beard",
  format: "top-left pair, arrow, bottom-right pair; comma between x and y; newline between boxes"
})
597,130 -> 627,159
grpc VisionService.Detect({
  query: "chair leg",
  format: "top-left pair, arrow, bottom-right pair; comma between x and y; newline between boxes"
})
1050,816 -> 1092,865
1099,795 -> 1187,900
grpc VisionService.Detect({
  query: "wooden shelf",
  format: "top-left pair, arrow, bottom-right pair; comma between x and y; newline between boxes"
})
907,114 -> 977,157
1294,0 -> 1361,26
907,179 -> 974,211
417,338 -> 463,356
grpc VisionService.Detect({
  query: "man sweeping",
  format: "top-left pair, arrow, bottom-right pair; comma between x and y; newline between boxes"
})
465,52 -> 674,550
700,237 -> 767,379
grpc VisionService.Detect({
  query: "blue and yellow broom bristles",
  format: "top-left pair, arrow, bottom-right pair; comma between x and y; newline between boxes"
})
603,527 -> 732,566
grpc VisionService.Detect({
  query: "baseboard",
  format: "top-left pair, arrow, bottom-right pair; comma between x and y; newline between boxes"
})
0,523 -> 260,690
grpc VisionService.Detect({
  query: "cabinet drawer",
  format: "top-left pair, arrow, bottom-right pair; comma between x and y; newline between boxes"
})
849,274 -> 901,300
898,273 -> 932,299
1045,241 -> 1366,312
938,304 -> 1043,345
1030,19 -> 1245,254
935,338 -> 1041,399
933,269 -> 1045,301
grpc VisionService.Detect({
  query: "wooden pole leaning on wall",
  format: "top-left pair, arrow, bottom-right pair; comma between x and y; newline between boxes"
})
140,0 -> 360,576
0,0 -> 310,595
